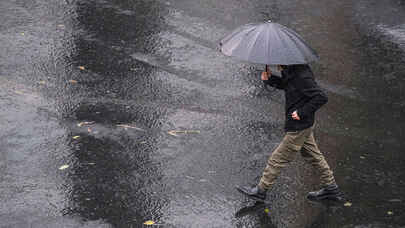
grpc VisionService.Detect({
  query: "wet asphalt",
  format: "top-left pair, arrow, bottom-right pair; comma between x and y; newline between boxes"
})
1,0 -> 405,227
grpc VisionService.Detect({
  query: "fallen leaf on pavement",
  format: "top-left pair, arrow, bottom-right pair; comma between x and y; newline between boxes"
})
167,130 -> 200,136
116,124 -> 145,131
264,208 -> 270,213
39,81 -> 46,85
344,202 -> 352,207
387,211 -> 394,215
143,220 -> 155,225
77,121 -> 95,127
78,66 -> 85,70
59,165 -> 69,170
69,80 -> 78,84
72,136 -> 80,139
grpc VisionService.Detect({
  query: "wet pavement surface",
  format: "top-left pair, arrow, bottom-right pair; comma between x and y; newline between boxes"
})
1,0 -> 405,227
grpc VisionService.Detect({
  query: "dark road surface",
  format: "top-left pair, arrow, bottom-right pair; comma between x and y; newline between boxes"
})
1,0 -> 405,227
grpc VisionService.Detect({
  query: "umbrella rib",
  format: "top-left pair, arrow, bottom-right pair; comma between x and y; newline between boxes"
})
282,29 -> 305,63
283,27 -> 317,63
220,22 -> 318,65
223,28 -> 254,55
233,27 -> 257,56
246,26 -> 263,63
265,25 -> 270,65
274,24 -> 289,65
268,24 -> 280,65
220,26 -> 257,56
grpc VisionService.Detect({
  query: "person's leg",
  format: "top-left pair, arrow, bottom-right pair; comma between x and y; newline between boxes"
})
258,128 -> 312,190
237,130 -> 310,201
300,130 -> 341,199
236,127 -> 317,201
300,130 -> 335,186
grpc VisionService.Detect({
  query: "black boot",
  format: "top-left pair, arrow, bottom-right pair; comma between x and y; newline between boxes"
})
236,185 -> 267,201
307,183 -> 342,200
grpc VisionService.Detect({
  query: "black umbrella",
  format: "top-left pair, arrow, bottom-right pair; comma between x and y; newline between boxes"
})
220,21 -> 319,70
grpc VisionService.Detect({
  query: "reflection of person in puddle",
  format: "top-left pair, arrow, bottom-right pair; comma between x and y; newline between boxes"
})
237,64 -> 341,201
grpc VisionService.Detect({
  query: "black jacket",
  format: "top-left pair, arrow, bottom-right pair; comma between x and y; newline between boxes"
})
264,65 -> 328,132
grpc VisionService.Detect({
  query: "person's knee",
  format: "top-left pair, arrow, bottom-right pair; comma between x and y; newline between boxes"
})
274,152 -> 296,164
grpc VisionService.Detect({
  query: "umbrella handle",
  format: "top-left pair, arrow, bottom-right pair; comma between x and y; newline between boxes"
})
263,65 -> 269,87
263,64 -> 271,90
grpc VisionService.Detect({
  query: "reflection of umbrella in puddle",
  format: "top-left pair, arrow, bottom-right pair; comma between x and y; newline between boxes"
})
220,20 -> 319,73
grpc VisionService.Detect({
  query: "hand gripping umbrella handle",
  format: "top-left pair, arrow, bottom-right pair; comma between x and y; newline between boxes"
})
263,64 -> 278,95
262,67 -> 281,104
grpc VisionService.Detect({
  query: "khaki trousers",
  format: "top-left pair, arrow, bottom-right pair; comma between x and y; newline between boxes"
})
258,126 -> 335,190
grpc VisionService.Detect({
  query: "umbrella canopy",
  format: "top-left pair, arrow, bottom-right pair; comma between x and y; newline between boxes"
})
220,21 -> 319,65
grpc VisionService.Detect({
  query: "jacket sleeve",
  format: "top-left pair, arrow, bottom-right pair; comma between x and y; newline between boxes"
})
296,75 -> 328,119
263,75 -> 285,89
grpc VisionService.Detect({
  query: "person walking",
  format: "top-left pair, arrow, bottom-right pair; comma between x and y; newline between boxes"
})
237,64 -> 341,201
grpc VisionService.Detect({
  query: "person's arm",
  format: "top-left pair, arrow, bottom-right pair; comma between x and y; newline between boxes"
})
295,73 -> 328,119
262,72 -> 285,89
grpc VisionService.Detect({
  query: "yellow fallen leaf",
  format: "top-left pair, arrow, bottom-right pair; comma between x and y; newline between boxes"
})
78,66 -> 85,70
143,220 -> 155,225
69,79 -> 78,84
264,208 -> 270,213
15,90 -> 24,95
59,165 -> 69,170
21,32 -> 25,36
387,211 -> 394,215
72,136 -> 80,139
344,202 -> 352,207
39,80 -> 46,85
